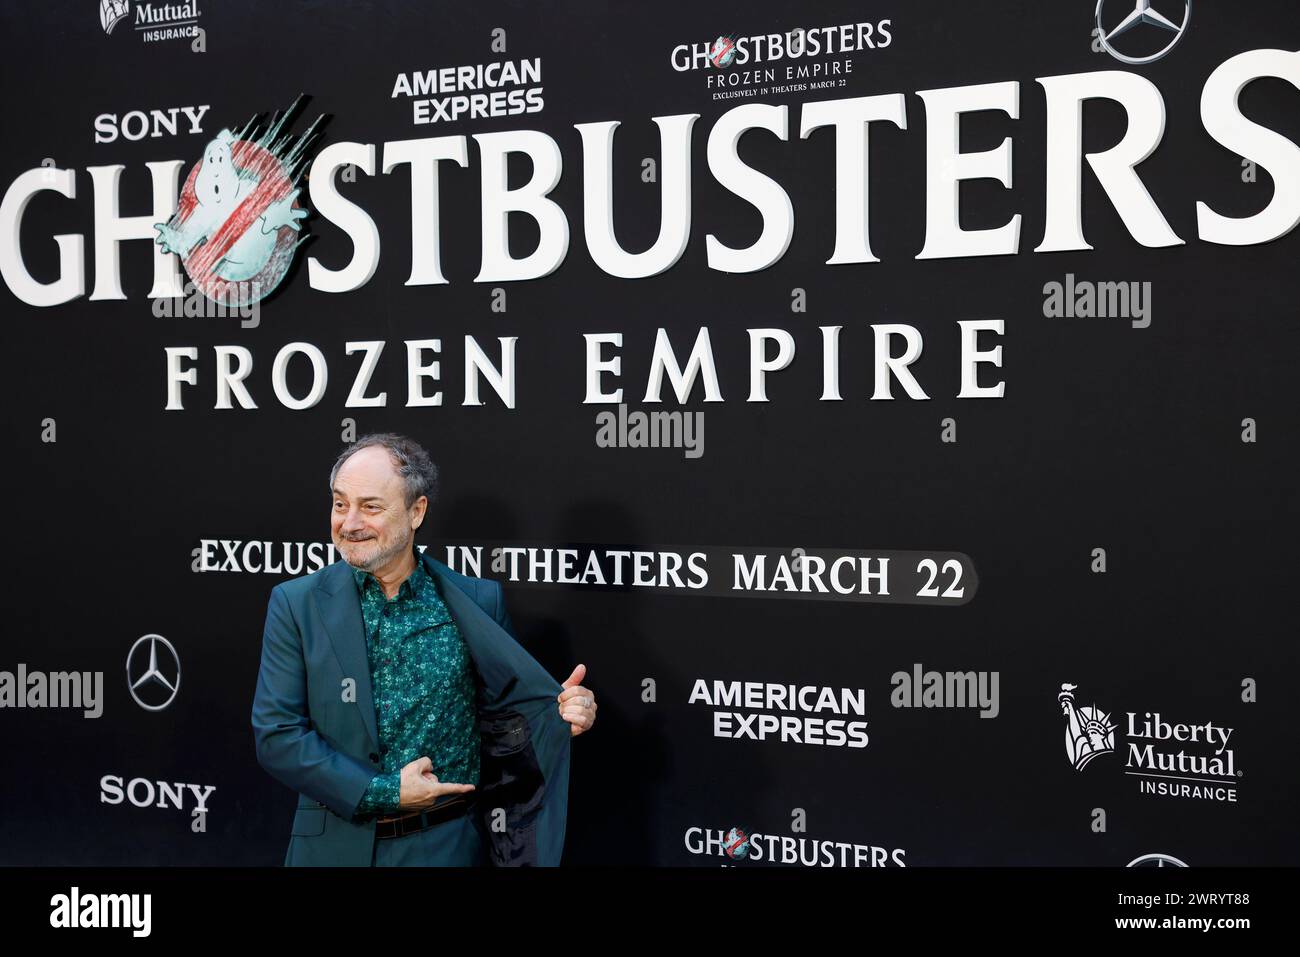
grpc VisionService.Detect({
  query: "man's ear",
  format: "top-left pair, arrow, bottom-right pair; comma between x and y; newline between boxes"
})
410,495 -> 428,531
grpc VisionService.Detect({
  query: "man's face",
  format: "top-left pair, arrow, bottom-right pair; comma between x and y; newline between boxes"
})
330,446 -> 426,573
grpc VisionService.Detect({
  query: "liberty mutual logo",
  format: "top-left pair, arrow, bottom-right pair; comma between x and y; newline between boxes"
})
1056,681 -> 1242,805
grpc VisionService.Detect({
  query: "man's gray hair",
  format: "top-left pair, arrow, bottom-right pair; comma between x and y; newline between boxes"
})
328,433 -> 439,510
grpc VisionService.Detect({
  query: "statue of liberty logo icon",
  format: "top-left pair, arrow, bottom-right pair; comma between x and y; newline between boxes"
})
100,0 -> 130,35
1058,683 -> 1116,770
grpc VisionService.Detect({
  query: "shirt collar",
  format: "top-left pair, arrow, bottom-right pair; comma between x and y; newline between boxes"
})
352,543 -> 428,600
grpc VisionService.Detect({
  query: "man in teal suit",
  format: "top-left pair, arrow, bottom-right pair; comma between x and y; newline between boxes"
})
251,433 -> 597,866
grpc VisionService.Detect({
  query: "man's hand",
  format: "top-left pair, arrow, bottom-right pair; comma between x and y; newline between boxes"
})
558,664 -> 597,737
398,756 -> 475,810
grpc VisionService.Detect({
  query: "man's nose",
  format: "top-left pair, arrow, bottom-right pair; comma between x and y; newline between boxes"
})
339,507 -> 365,531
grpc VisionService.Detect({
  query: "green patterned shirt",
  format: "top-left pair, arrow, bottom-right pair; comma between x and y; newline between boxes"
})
350,547 -> 481,822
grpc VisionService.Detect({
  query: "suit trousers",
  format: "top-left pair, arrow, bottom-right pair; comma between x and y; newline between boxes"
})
370,805 -> 489,866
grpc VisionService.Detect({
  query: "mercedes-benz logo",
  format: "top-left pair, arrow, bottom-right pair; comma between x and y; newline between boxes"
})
126,633 -> 181,711
1095,0 -> 1191,65
1127,853 -> 1189,867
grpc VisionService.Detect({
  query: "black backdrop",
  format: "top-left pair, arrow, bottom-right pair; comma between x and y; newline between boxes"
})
1,0 -> 1296,866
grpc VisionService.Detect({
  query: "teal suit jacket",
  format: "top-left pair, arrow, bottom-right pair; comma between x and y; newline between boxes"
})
251,549 -> 570,866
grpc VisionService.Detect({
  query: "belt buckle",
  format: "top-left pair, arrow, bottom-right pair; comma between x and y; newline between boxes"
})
400,811 -> 425,837
383,796 -> 467,839
377,810 -> 414,839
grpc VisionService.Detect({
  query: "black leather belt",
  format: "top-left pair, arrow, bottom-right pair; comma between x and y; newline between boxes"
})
374,796 -> 474,840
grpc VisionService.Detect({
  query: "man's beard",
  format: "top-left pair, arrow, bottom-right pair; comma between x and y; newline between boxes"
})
340,530 -> 411,572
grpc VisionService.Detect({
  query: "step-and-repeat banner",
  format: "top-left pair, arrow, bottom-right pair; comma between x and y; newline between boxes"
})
1,0 -> 1296,866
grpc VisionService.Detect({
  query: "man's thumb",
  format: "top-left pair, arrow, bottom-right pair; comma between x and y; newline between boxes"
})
415,756 -> 432,773
562,663 -> 587,688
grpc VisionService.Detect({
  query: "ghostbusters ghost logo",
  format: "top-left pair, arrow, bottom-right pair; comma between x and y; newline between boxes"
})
723,826 -> 753,859
154,96 -> 324,309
